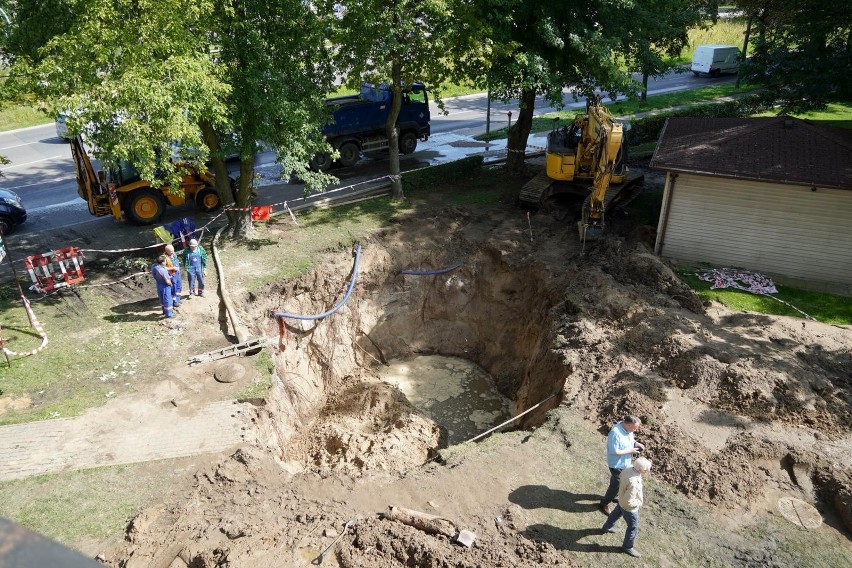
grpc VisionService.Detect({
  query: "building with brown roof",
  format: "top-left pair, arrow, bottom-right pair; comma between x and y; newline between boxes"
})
650,116 -> 852,295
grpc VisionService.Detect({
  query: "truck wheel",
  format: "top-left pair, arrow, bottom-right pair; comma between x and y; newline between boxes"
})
692,71 -> 699,77
196,186 -> 221,212
0,217 -> 13,235
337,142 -> 360,167
310,153 -> 333,171
710,68 -> 720,78
124,188 -> 166,225
399,132 -> 418,155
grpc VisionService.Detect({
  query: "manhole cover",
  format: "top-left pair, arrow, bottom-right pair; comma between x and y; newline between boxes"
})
214,361 -> 250,383
777,497 -> 822,529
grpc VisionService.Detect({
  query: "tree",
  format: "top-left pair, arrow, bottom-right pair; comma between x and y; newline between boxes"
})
737,0 -> 852,113
322,0 -> 476,200
3,0 -> 336,236
472,0 -> 636,174
0,0 -> 77,65
619,0 -> 710,102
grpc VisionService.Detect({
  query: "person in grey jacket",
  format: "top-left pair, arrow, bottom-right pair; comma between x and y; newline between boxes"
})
601,456 -> 652,558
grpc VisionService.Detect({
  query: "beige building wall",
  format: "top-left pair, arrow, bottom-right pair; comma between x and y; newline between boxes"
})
655,172 -> 852,292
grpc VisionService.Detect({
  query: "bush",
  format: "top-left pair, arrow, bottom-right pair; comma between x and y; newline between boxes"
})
402,155 -> 484,192
629,95 -> 772,145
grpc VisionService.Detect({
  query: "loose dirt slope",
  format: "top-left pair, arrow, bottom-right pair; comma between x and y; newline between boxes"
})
108,168 -> 852,567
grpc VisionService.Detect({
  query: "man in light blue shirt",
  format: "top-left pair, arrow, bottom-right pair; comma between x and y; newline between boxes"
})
599,415 -> 645,515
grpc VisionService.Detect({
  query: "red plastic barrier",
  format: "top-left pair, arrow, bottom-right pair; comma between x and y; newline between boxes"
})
24,248 -> 85,293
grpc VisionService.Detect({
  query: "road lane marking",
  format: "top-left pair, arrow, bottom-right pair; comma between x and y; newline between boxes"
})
0,176 -> 75,191
3,155 -> 66,170
0,141 -> 51,151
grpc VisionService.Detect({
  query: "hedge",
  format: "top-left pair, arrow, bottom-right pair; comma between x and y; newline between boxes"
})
628,95 -> 773,146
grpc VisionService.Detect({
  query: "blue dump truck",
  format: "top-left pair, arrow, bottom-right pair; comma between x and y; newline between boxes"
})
310,82 -> 431,170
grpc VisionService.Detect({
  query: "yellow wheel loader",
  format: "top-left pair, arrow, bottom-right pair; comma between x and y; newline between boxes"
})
70,136 -> 225,225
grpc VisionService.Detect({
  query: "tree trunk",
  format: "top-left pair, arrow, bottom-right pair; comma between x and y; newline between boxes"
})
199,119 -> 235,207
505,87 -> 537,175
387,58 -> 403,200
227,146 -> 255,238
736,14 -> 754,88
641,71 -> 649,102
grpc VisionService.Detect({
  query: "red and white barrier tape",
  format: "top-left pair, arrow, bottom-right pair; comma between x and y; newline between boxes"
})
2,297 -> 48,357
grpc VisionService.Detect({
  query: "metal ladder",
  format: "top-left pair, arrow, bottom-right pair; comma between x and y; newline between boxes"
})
186,337 -> 268,365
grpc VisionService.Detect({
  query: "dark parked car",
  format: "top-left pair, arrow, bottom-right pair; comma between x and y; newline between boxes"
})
0,188 -> 27,234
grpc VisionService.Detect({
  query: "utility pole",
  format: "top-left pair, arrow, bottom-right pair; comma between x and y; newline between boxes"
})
485,86 -> 491,137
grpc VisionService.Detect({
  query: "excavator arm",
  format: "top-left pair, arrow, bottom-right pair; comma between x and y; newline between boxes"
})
581,115 -> 624,240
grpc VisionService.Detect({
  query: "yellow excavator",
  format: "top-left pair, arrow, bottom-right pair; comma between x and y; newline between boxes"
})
70,135 -> 225,225
519,96 -> 644,240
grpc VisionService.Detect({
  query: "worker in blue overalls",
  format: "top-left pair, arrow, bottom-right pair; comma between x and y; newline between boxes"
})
151,254 -> 174,318
164,244 -> 182,306
180,238 -> 208,298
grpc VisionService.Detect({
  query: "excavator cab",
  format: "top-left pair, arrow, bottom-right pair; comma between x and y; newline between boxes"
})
522,97 -> 644,242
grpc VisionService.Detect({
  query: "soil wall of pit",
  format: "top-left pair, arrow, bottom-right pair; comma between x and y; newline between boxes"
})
240,239 -> 571,468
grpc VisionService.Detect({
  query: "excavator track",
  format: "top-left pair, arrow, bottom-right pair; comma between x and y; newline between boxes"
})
519,172 -> 555,207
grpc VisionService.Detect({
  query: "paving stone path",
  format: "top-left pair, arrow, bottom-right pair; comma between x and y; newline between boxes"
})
0,397 -> 254,481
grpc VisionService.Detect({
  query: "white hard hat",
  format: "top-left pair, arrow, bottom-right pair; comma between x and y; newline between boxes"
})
189,239 -> 199,246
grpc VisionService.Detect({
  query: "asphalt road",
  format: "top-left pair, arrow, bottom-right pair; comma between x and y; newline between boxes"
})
0,69 -> 735,259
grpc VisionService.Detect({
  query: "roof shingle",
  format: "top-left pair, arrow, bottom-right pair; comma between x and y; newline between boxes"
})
649,117 -> 852,190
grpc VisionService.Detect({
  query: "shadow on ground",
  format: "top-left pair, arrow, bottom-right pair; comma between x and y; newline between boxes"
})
106,298 -> 162,322
509,484 -> 600,514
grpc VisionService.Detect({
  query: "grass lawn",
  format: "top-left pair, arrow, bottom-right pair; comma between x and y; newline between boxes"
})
754,101 -> 852,129
476,83 -> 756,141
0,104 -> 53,132
680,271 -> 852,325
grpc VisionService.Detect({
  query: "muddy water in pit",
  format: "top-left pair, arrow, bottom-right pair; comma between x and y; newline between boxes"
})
377,355 -> 513,445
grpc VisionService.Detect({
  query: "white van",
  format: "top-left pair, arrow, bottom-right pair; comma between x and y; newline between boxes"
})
691,45 -> 740,77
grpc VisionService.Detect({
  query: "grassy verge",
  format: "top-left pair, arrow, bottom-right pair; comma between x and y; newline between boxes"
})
0,104 -> 53,131
680,271 -> 852,325
0,458 -> 199,548
0,272 -> 195,426
754,101 -> 852,128
219,161 -> 511,295
476,83 -> 755,141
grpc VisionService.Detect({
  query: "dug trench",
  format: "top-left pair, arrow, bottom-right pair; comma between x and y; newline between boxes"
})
110,186 -> 852,567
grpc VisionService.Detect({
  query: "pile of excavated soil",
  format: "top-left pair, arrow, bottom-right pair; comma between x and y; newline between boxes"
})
109,171 -> 852,566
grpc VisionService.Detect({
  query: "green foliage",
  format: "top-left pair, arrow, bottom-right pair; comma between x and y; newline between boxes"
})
737,0 -> 852,113
2,0 -> 335,208
402,155 -> 484,193
0,0 -> 78,65
684,18 -> 750,61
618,0 -> 709,88
627,95 -> 772,145
680,272 -> 852,325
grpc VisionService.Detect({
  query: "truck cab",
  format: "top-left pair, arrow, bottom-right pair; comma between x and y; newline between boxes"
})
311,82 -> 431,170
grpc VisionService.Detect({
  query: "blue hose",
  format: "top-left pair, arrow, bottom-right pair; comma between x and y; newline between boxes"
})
400,262 -> 463,276
274,245 -> 362,321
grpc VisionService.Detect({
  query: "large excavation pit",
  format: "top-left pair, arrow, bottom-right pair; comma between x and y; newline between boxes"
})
246,239 -> 571,477
378,355 -> 514,445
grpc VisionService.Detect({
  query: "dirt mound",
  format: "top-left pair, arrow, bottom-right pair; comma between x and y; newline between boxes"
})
112,445 -> 578,568
338,506 -> 574,568
283,376 -> 443,477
